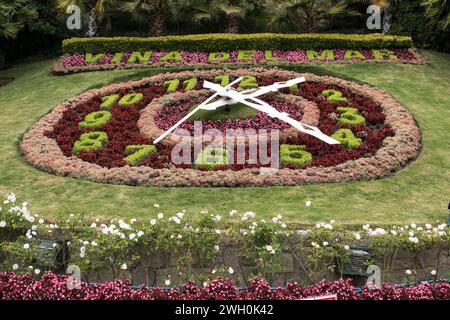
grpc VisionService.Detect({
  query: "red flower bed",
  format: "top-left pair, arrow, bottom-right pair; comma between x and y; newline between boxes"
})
1,272 -> 448,300
21,68 -> 421,187
44,75 -> 391,170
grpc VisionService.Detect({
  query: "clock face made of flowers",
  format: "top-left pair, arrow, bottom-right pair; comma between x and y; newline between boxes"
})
21,68 -> 421,187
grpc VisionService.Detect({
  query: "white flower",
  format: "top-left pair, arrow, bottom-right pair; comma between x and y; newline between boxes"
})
137,231 -> 144,237
281,223 -> 287,229
38,219 -> 44,224
165,279 -> 171,286
80,246 -> 86,258
363,224 -> 370,231
266,245 -> 273,252
229,210 -> 237,217
425,224 -> 432,230
344,245 -> 350,250
228,267 -> 234,274
150,219 -> 156,225
405,269 -> 412,275
6,193 -> 16,203
34,269 -> 41,275
154,204 -> 160,208
157,213 -> 164,219
411,223 -> 417,229
431,270 -> 437,276
23,243 -> 30,249
91,241 -> 98,246
129,233 -> 136,240
322,241 -> 329,247
90,223 -> 97,228
272,217 -> 278,223
176,212 -> 185,219
212,215 -> 222,222
212,269 -> 217,274
214,245 -> 220,251
408,237 -> 419,244
305,200 -> 312,207
170,216 -> 181,224
177,234 -> 183,239
0,220 -> 6,228
121,263 -> 127,270
354,233 -> 361,240
12,264 -> 19,270
270,249 -> 275,254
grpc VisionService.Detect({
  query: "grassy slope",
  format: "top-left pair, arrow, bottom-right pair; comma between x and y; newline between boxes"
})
0,51 -> 449,224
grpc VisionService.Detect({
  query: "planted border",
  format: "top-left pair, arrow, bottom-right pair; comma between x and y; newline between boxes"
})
62,34 -> 413,54
54,48 -> 425,75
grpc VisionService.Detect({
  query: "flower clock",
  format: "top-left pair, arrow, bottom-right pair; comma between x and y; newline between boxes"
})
21,68 -> 421,187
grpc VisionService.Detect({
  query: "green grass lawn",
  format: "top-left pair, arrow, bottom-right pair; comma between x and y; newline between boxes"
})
0,51 -> 449,225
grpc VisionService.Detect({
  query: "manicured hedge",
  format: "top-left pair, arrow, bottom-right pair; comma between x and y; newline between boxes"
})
62,33 -> 413,55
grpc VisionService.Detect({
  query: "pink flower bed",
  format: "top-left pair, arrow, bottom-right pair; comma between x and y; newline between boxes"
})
1,272 -> 448,300
62,49 -> 419,68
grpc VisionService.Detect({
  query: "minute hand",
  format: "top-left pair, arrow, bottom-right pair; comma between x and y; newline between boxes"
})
224,92 -> 340,145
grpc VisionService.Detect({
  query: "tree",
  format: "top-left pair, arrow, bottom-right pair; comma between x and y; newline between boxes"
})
55,0 -> 110,37
422,0 -> 450,30
120,0 -> 173,36
191,0 -> 257,33
267,0 -> 360,33
0,0 -> 37,39
351,0 -> 400,34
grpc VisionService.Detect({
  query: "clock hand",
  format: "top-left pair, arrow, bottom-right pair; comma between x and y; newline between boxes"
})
222,91 -> 341,145
153,77 -> 244,144
201,77 -> 306,111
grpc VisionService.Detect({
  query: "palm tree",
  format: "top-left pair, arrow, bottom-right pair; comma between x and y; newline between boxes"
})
422,0 -> 450,30
267,0 -> 360,33
191,0 -> 254,33
55,0 -> 110,37
0,0 -> 37,39
350,0 -> 397,34
120,0 -> 173,36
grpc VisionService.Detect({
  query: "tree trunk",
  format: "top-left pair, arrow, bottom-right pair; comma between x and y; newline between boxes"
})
227,15 -> 240,33
382,9 -> 393,34
151,4 -> 165,36
86,7 -> 98,37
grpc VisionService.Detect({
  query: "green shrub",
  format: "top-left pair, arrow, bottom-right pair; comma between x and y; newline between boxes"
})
73,132 -> 108,155
62,33 -> 413,55
100,94 -> 120,109
164,79 -> 180,93
79,111 -> 112,130
307,50 -> 335,60
237,50 -> 255,61
322,89 -> 348,103
159,51 -> 182,62
183,78 -> 198,91
344,50 -> 366,61
195,147 -> 229,170
331,129 -> 362,150
124,145 -> 157,166
372,49 -> 397,61
208,52 -> 231,61
85,53 -> 104,64
127,51 -> 152,63
118,93 -> 144,106
336,107 -> 366,126
280,145 -> 312,167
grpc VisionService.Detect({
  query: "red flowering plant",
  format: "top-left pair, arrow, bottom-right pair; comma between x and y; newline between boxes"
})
1,272 -> 449,300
